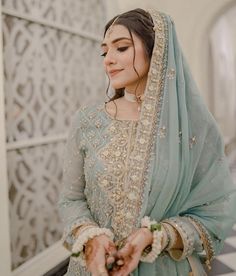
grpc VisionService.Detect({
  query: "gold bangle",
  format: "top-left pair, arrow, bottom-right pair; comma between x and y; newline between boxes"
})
161,222 -> 178,250
73,222 -> 97,238
163,217 -> 194,261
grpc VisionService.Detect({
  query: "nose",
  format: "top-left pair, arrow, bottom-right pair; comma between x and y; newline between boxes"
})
103,50 -> 116,66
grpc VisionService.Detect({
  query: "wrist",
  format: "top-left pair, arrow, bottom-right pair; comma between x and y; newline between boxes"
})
71,227 -> 114,267
140,227 -> 153,246
140,216 -> 164,263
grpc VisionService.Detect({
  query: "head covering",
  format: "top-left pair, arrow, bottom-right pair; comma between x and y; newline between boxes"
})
119,9 -> 236,273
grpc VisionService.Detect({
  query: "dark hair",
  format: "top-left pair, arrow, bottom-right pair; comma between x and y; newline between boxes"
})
104,8 -> 155,102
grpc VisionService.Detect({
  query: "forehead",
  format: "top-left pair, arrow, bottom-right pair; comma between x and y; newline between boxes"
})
103,24 -> 131,44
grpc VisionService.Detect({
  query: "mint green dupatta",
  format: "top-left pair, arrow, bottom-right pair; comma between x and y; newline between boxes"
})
129,10 -> 236,275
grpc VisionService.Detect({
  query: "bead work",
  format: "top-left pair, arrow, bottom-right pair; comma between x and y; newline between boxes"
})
79,11 -> 169,242
163,217 -> 195,261
119,10 -> 168,235
186,216 -> 215,270
167,68 -> 176,79
97,120 -> 138,239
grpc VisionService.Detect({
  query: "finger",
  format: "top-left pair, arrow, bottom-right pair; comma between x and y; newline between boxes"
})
110,265 -> 129,276
108,242 -> 117,252
91,249 -> 109,276
109,270 -> 122,276
106,242 -> 118,261
117,243 -> 133,259
116,259 -> 124,266
106,255 -> 115,265
96,264 -> 109,276
122,252 -> 141,275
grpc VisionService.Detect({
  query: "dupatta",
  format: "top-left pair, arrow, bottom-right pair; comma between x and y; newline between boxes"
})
119,9 -> 236,274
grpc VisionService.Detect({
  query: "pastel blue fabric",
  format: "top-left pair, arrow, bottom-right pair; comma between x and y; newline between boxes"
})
134,10 -> 236,276
59,9 -> 236,276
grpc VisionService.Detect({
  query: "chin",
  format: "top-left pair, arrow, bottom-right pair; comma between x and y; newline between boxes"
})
110,82 -> 125,90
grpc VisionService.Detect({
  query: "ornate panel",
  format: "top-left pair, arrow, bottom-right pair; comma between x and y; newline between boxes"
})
2,0 -> 107,270
8,143 -> 64,269
2,0 -> 106,35
3,15 -> 105,142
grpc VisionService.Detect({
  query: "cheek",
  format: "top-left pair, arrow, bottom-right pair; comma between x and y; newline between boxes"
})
133,46 -> 149,74
103,61 -> 107,72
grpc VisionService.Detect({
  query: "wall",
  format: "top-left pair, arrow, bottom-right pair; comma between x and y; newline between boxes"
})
0,0 -> 107,275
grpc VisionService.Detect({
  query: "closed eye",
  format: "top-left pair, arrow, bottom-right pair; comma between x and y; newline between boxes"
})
100,46 -> 129,57
117,46 -> 129,52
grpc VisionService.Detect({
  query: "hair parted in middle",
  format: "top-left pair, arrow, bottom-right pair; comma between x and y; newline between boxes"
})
103,8 -> 155,102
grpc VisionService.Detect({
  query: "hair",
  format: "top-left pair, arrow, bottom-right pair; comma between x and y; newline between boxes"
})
103,8 -> 155,104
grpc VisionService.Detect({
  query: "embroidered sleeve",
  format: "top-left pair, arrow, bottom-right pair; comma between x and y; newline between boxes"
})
58,110 -> 97,251
162,217 -> 204,261
185,215 -> 215,270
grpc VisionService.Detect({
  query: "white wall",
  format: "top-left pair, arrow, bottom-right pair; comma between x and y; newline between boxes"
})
106,0 -> 235,104
0,4 -> 11,276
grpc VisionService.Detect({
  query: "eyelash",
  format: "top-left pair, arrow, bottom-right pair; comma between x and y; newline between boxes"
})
118,46 -> 129,52
101,46 -> 129,57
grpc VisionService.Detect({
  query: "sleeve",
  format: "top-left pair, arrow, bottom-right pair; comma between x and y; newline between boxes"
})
168,124 -> 236,267
162,216 -> 204,261
58,110 -> 97,251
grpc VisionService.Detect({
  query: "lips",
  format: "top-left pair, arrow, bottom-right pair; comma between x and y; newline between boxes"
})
108,69 -> 123,77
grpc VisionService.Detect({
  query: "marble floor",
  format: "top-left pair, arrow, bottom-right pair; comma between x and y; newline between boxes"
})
209,225 -> 236,276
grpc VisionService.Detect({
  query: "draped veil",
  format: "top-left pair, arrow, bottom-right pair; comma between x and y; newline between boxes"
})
126,9 -> 236,274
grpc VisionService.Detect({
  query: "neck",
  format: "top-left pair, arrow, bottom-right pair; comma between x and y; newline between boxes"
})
124,90 -> 144,111
125,75 -> 147,96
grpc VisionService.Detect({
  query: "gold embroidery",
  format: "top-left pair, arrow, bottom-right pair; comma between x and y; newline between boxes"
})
189,136 -> 197,149
158,126 -> 167,138
97,121 -> 138,239
187,216 -> 215,270
167,68 -> 176,79
81,12 -> 168,241
119,10 -> 168,236
95,12 -> 169,240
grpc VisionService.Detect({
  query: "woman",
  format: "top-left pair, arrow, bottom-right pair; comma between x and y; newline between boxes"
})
59,8 -> 236,276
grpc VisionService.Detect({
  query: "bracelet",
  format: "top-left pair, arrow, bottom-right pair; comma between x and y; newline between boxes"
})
72,222 -> 98,238
74,224 -> 98,239
161,222 -> 178,250
71,227 -> 114,266
140,216 -> 164,263
163,217 -> 194,261
161,224 -> 169,250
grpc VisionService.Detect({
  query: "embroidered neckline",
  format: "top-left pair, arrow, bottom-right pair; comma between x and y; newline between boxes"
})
102,102 -> 140,123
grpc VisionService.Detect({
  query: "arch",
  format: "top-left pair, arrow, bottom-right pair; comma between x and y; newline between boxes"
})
192,0 -> 236,106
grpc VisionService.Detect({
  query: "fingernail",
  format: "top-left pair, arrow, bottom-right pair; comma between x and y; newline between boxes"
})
116,259 -> 124,266
107,256 -> 115,264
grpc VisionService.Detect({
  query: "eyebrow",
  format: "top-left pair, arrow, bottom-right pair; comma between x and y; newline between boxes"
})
101,37 -> 132,47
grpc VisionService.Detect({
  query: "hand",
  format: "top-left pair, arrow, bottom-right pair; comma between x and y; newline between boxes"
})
110,228 -> 153,276
85,234 -> 117,276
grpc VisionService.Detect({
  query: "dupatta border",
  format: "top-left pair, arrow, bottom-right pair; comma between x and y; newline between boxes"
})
114,11 -> 169,239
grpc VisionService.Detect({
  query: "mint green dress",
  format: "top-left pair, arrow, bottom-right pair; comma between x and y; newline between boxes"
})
59,10 -> 236,276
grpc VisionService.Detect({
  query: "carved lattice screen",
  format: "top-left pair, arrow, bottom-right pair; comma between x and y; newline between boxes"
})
1,0 -> 106,270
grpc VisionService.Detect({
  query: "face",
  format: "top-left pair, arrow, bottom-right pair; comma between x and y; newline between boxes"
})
101,24 -> 150,91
